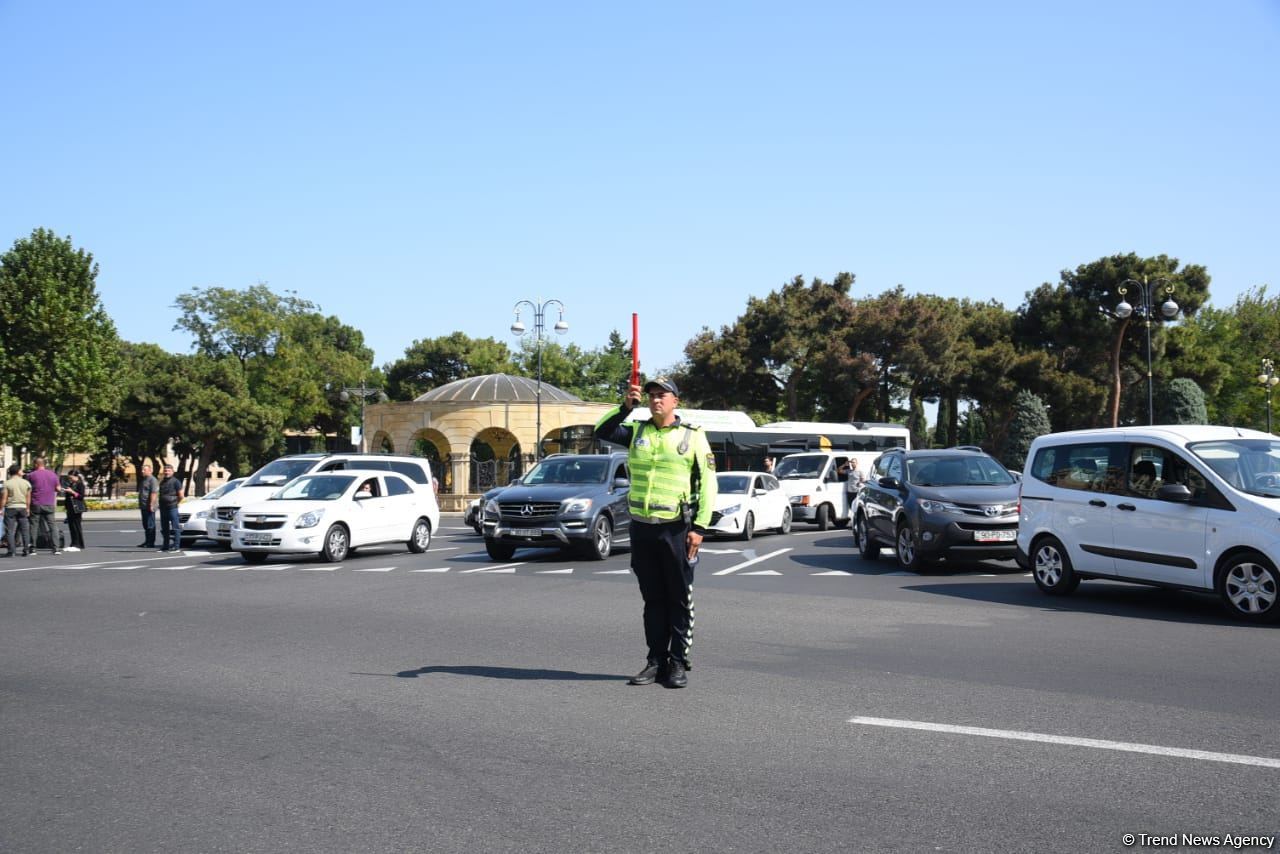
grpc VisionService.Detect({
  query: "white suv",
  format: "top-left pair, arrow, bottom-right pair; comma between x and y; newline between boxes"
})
1017,425 -> 1280,623
209,453 -> 439,548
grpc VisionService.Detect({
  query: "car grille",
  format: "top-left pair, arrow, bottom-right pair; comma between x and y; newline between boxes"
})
240,516 -> 287,531
709,511 -> 723,525
497,501 -> 560,523
178,513 -> 191,523
215,507 -> 238,522
950,502 -> 1018,519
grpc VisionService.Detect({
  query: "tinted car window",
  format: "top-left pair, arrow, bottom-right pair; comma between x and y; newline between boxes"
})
907,455 -> 1013,486
774,456 -> 825,478
387,460 -> 430,485
761,474 -> 780,491
346,459 -> 393,473
717,475 -> 751,494
246,458 -> 316,487
1189,438 -> 1280,498
1029,443 -> 1124,494
385,477 -> 412,497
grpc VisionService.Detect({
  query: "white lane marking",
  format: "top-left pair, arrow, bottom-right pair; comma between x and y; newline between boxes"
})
149,565 -> 194,571
298,566 -> 338,571
848,716 -> 1280,769
484,567 -> 517,574
0,566 -> 42,573
183,550 -> 212,556
427,546 -> 458,552
109,565 -> 146,570
595,569 -> 632,575
351,566 -> 396,573
714,547 -> 792,576
238,564 -> 287,571
699,547 -> 743,555
811,570 -> 853,576
192,566 -> 230,571
461,562 -> 525,574
740,569 -> 782,576
410,567 -> 451,573
537,568 -> 574,574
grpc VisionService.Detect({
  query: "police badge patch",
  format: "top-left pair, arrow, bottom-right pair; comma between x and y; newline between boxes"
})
706,453 -> 716,471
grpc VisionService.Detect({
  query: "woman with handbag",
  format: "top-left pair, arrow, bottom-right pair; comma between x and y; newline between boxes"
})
63,469 -> 87,551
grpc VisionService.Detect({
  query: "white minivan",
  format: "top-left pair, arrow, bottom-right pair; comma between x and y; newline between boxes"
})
773,451 -> 856,530
1017,425 -> 1280,623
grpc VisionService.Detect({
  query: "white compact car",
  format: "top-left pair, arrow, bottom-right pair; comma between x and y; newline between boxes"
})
1017,425 -> 1280,623
178,478 -> 245,546
708,471 -> 792,540
231,471 -> 438,563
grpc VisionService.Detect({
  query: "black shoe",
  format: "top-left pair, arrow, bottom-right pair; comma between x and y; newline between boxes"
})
628,661 -> 664,686
137,543 -> 150,548
664,660 -> 688,689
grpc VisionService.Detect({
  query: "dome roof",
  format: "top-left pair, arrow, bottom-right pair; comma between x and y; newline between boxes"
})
414,373 -> 582,404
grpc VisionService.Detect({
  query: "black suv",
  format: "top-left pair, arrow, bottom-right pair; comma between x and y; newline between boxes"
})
852,448 -> 1020,571
482,453 -> 630,561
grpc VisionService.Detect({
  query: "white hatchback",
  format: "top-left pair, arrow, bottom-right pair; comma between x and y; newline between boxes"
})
1017,425 -> 1280,623
232,471 -> 437,563
708,471 -> 793,540
178,478 -> 245,546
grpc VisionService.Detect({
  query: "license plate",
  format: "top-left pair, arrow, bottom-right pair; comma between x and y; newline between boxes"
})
510,527 -> 541,538
974,530 -> 1016,542
242,532 -> 273,545
215,523 -> 230,536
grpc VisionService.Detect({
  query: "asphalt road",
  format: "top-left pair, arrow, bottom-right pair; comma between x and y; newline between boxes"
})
2,515 -> 1277,853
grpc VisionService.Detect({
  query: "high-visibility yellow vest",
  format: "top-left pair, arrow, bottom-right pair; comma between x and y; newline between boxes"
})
595,407 -> 717,528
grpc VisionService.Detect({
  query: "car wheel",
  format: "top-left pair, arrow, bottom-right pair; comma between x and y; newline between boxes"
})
471,522 -> 482,536
485,539 -> 516,561
320,524 -> 349,563
241,551 -> 268,564
740,511 -> 754,541
408,518 -> 432,553
816,503 -> 832,531
1217,551 -> 1279,624
777,506 -> 792,535
855,514 -> 880,561
1031,536 -> 1080,595
581,515 -> 613,561
895,522 -> 927,572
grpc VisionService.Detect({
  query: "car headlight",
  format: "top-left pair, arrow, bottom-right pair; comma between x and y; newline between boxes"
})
295,509 -> 324,529
719,504 -> 741,516
918,499 -> 960,514
484,499 -> 499,516
195,510 -> 210,519
562,497 -> 593,514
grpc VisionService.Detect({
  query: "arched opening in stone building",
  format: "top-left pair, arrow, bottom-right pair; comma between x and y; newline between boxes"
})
411,428 -> 451,492
470,427 -> 521,492
370,431 -> 394,454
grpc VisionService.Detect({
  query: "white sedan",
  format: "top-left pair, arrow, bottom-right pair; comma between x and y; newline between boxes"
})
707,471 -> 792,540
179,478 -> 245,547
232,472 -> 437,563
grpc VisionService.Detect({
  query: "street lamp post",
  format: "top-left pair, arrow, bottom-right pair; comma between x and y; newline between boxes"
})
511,299 -> 568,459
337,381 -> 386,453
1259,358 -> 1279,434
1115,276 -> 1179,425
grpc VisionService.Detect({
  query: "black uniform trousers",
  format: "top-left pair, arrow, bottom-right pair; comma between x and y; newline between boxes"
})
630,518 -> 696,667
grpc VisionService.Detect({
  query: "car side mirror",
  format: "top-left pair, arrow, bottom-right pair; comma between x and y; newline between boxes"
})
613,477 -> 630,490
878,476 -> 900,489
1156,483 -> 1193,503
355,492 -> 372,500
753,488 -> 767,497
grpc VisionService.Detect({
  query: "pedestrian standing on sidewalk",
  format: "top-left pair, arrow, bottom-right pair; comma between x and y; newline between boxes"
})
63,469 -> 88,551
137,463 -> 159,548
26,457 -> 62,555
2,463 -> 32,556
157,464 -> 184,551
594,377 -> 717,690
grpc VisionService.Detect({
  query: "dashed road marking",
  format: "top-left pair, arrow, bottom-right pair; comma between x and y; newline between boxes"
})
351,566 -> 397,573
740,569 -> 782,576
461,563 -> 525,574
595,569 -> 631,575
537,568 -> 574,574
410,567 -> 450,573
847,716 -> 1280,769
811,570 -> 852,577
149,565 -> 195,571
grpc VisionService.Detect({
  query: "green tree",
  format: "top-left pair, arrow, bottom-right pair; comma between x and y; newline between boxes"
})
1156,378 -> 1208,425
0,228 -> 121,454
1002,390 -> 1052,470
383,332 -> 516,400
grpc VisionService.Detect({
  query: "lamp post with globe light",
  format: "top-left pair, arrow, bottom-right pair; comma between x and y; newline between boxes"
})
511,299 -> 568,459
1259,358 -> 1279,434
1115,276 -> 1179,425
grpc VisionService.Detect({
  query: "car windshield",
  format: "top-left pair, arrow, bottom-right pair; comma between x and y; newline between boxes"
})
202,479 -> 242,501
906,455 -> 1014,486
245,459 -> 316,487
717,474 -> 751,494
273,474 -> 356,501
521,458 -> 609,485
773,456 -> 824,479
1189,439 -> 1280,498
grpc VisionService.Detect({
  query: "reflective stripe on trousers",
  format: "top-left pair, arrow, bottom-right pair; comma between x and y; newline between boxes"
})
629,518 -> 695,666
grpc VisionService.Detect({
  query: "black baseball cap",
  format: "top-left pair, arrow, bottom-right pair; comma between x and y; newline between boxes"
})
643,377 -> 680,396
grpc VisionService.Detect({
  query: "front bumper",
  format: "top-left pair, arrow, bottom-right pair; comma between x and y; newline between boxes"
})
231,524 -> 323,555
707,510 -> 747,537
912,514 -> 1019,561
483,515 -> 595,547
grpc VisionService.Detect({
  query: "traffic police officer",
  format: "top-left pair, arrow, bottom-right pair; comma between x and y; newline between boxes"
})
594,377 -> 717,689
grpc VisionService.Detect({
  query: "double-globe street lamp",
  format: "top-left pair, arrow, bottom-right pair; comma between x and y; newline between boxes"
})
1115,275 -> 1179,425
1259,358 -> 1279,434
511,299 -> 568,460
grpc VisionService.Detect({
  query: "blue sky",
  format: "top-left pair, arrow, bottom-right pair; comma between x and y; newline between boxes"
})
3,2 -> 1277,377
